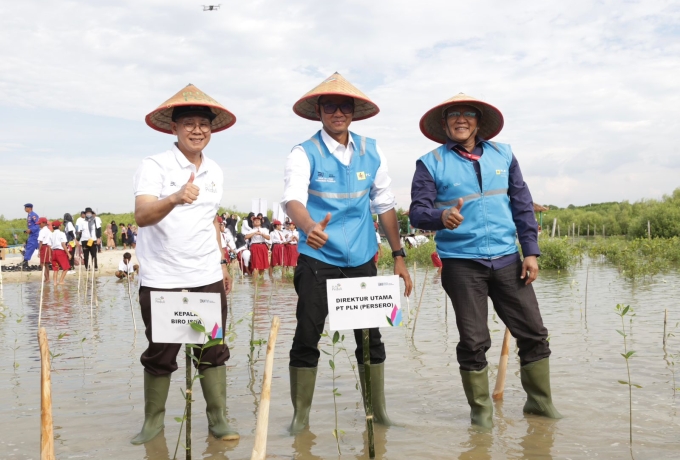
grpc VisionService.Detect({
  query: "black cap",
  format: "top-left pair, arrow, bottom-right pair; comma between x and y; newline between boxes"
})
85,207 -> 94,213
171,105 -> 216,122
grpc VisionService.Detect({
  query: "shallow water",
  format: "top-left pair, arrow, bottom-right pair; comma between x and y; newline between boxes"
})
1,260 -> 679,459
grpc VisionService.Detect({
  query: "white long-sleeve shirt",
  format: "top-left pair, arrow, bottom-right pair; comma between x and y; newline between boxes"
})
281,129 -> 397,215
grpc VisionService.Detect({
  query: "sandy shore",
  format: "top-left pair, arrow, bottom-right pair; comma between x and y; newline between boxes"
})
0,248 -> 139,283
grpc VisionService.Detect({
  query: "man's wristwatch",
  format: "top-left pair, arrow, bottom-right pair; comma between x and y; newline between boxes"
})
220,259 -> 228,265
391,248 -> 406,258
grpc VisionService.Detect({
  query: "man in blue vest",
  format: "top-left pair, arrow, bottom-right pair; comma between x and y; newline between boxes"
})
23,203 -> 40,267
282,72 -> 413,434
410,93 -> 561,428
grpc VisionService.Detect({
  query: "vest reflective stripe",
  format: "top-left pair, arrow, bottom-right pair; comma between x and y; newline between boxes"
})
434,188 -> 508,208
297,130 -> 380,267
308,188 -> 370,199
419,141 -> 518,259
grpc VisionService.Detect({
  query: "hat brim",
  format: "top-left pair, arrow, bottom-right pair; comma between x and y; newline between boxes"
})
146,103 -> 236,135
419,98 -> 504,144
293,93 -> 379,121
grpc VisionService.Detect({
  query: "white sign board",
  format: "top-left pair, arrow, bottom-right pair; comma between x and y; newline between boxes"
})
251,198 -> 268,216
151,292 -> 223,344
327,275 -> 403,331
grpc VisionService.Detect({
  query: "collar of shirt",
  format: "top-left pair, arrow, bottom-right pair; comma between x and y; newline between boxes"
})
320,129 -> 355,164
446,136 -> 485,160
173,143 -> 211,176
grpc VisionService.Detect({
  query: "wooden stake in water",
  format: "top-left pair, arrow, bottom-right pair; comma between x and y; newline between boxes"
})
584,264 -> 589,321
90,263 -> 95,317
38,265 -> 46,328
38,327 -> 55,460
551,218 -> 557,237
492,328 -> 512,400
185,344 -> 192,460
251,316 -> 281,460
411,267 -> 430,340
126,275 -> 137,331
663,309 -> 668,347
362,329 -> 375,459
413,261 -> 417,302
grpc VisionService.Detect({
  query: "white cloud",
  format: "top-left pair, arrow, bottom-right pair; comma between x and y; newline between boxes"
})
1,0 -> 679,218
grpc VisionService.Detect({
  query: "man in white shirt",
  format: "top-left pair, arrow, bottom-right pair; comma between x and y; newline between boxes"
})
283,72 -> 413,434
115,252 -> 139,279
37,217 -> 52,281
131,84 -> 239,445
50,221 -> 70,285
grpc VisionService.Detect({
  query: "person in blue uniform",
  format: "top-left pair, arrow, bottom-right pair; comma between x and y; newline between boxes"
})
282,72 -> 413,434
23,203 -> 40,267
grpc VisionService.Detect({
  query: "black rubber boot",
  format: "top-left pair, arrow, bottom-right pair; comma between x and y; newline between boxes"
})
521,358 -> 563,419
289,366 -> 317,434
131,372 -> 171,445
358,363 -> 394,426
460,367 -> 493,428
200,366 -> 240,440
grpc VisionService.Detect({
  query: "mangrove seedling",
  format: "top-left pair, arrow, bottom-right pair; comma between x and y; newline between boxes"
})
323,330 -> 345,455
616,303 -> 641,450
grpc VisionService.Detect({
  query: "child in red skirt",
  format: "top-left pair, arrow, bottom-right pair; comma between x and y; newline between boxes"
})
245,215 -> 270,277
269,220 -> 285,278
37,217 -> 52,281
50,221 -> 71,285
431,251 -> 442,275
283,222 -> 299,272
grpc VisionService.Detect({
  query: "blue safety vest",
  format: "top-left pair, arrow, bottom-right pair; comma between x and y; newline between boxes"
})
27,211 -> 40,235
419,141 -> 518,259
297,130 -> 380,267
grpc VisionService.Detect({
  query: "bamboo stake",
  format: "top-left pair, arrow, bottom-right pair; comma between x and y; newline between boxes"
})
444,292 -> 448,321
663,309 -> 668,347
413,261 -> 417,302
411,267 -> 430,340
584,264 -> 589,321
492,328 -> 512,400
251,316 -> 281,460
186,344 -> 192,460
90,263 -> 95,317
126,274 -> 137,331
551,218 -> 557,237
38,327 -> 55,460
38,265 -> 46,328
405,295 -> 411,324
362,329 -> 375,459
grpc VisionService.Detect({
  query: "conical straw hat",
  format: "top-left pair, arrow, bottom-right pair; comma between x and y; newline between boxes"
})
145,83 -> 236,134
420,93 -> 504,144
293,72 -> 379,121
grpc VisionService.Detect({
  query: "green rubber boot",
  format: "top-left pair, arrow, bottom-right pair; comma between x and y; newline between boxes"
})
131,372 -> 171,445
460,367 -> 493,428
358,363 -> 393,426
200,366 -> 240,441
289,366 -> 317,434
521,358 -> 563,419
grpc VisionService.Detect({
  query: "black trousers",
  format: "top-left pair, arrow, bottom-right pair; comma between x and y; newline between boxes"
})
441,258 -> 550,371
139,280 -> 231,376
82,242 -> 98,269
289,254 -> 385,368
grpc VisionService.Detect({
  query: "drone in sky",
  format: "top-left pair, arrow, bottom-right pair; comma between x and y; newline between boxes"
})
202,5 -> 221,11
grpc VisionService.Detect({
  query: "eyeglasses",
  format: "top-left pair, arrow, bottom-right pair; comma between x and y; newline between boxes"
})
181,122 -> 212,133
320,102 -> 354,115
446,111 -> 478,120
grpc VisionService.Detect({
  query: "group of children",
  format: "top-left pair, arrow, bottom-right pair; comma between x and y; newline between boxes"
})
219,215 -> 300,278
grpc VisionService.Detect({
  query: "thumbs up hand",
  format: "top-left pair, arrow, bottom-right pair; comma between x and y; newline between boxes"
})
441,198 -> 464,230
305,212 -> 331,250
173,172 -> 200,205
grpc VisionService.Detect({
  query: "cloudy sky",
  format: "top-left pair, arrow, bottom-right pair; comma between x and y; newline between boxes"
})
1,0 -> 679,219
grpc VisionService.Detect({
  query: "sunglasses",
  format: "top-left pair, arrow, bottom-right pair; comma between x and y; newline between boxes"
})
446,111 -> 478,120
320,102 -> 355,115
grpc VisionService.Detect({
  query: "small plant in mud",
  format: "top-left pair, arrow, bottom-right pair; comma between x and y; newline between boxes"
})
616,304 -> 641,451
321,330 -> 346,455
172,320 -> 222,460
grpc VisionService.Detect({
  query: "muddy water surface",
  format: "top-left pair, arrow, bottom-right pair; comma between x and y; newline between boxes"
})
1,261 -> 679,459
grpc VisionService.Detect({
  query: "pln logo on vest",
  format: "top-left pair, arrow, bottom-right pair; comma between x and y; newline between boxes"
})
496,169 -> 508,176
357,171 -> 367,180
